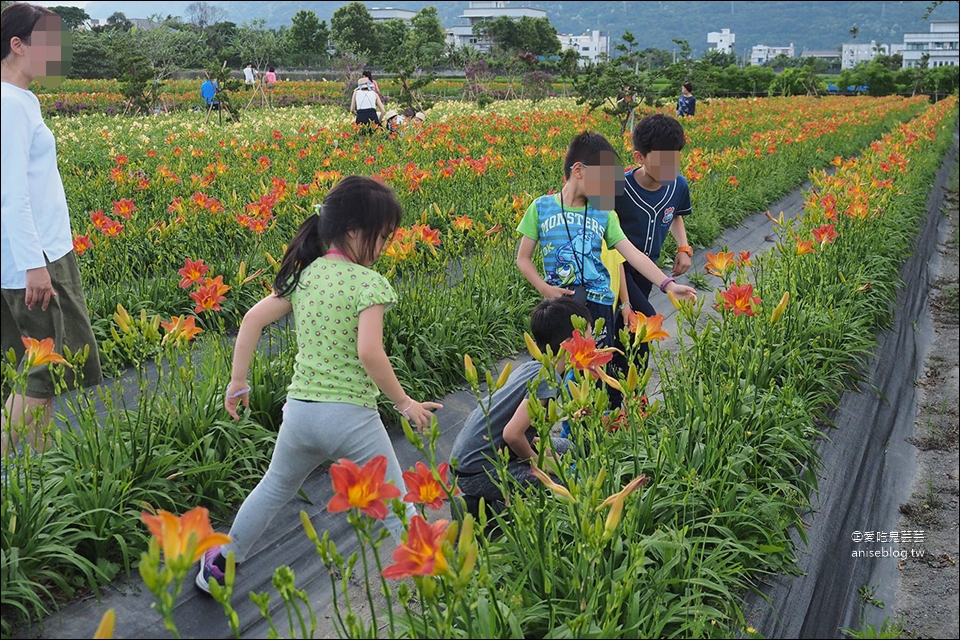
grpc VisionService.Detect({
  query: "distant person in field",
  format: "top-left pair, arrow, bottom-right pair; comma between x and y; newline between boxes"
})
1,2 -> 103,457
677,81 -> 696,117
200,73 -> 219,109
361,69 -> 380,97
350,77 -> 385,133
383,109 -> 400,135
243,62 -> 257,90
263,66 -> 277,89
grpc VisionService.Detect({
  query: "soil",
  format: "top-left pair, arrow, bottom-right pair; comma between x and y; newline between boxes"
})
889,170 -> 960,639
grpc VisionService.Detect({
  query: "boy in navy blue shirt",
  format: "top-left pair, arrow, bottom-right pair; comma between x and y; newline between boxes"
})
614,113 -> 695,367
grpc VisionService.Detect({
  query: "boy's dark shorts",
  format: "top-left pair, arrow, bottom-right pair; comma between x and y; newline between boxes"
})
1,251 -> 103,398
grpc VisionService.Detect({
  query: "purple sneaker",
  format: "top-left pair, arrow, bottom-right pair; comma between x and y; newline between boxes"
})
195,546 -> 225,594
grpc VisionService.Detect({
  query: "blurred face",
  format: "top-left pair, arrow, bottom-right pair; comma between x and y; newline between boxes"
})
20,15 -> 70,88
635,150 -> 681,184
574,150 -> 624,210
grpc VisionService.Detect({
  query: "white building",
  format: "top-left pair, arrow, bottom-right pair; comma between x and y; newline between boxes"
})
369,7 -> 418,23
750,43 -> 795,66
446,1 -> 547,53
901,20 -> 959,69
559,30 -> 611,65
841,41 -> 891,70
707,28 -> 735,54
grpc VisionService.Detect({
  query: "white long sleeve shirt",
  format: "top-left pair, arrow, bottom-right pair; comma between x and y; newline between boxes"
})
1,81 -> 73,289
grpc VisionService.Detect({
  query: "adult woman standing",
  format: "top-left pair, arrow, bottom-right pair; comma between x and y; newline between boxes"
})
350,77 -> 385,132
1,3 -> 102,456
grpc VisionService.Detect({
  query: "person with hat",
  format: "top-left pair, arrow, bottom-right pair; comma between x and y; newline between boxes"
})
350,78 -> 385,133
383,109 -> 400,134
413,111 -> 426,126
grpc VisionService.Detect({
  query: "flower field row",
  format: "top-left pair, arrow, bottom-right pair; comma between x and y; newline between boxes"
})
33,78 -> 556,117
49,94 -> 928,383
1,95 -> 955,638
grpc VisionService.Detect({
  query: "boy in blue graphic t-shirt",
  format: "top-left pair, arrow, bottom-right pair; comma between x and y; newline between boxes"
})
516,131 -> 697,357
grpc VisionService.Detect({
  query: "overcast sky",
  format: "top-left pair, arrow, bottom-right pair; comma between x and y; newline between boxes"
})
35,1 -> 92,7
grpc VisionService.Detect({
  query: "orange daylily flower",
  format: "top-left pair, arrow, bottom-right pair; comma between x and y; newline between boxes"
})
452,215 -> 474,231
112,198 -> 136,220
177,258 -> 210,289
141,506 -> 231,565
73,234 -> 92,256
327,455 -> 402,520
795,237 -> 816,255
21,336 -> 69,368
160,315 -> 203,346
738,250 -> 752,266
845,200 -> 870,219
812,223 -> 838,246
402,461 -> 459,510
202,275 -> 231,297
384,238 -> 416,261
626,311 -> 670,343
560,330 -> 621,390
90,209 -> 110,230
704,251 -> 736,278
718,282 -> 761,317
100,220 -> 124,238
381,515 -> 455,579
190,283 -> 227,313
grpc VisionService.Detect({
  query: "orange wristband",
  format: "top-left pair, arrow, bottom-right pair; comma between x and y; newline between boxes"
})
676,245 -> 693,258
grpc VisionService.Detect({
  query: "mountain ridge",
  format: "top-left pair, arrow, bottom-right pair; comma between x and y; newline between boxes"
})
81,1 -> 957,57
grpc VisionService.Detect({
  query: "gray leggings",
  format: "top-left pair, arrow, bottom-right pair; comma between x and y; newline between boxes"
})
222,399 -> 415,563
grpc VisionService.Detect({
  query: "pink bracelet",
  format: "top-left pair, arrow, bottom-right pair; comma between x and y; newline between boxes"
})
659,277 -> 676,293
394,396 -> 414,418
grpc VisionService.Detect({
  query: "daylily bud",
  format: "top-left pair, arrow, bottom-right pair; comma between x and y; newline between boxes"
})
495,362 -> 512,391
524,332 -> 543,361
114,304 -> 132,334
625,364 -> 639,393
463,354 -> 478,388
93,610 -> 115,639
530,465 -> 577,503
597,474 -> 648,538
667,290 -> 681,311
301,511 -> 319,543
770,291 -> 790,324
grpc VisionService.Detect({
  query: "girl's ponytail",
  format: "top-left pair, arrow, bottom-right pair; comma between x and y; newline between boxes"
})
274,213 -> 324,299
